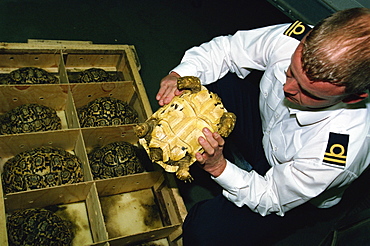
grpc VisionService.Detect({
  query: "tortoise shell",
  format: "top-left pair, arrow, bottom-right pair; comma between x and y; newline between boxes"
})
0,103 -> 62,135
7,208 -> 73,246
135,76 -> 236,181
6,67 -> 58,84
2,146 -> 84,194
77,97 -> 139,127
77,68 -> 118,83
88,141 -> 144,179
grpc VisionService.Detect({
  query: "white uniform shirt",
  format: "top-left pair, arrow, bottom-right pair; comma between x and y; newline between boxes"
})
172,24 -> 370,216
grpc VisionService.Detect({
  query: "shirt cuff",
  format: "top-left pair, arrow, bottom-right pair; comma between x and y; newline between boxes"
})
212,159 -> 248,190
171,62 -> 199,78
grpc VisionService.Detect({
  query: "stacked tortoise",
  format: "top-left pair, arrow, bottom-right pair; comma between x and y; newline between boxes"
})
2,146 -> 84,194
0,103 -> 61,135
77,97 -> 139,127
88,141 -> 144,179
7,208 -> 73,246
135,76 -> 236,182
76,68 -> 119,83
1,67 -> 58,84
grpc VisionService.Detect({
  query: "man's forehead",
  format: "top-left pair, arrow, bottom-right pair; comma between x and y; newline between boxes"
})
290,45 -> 346,98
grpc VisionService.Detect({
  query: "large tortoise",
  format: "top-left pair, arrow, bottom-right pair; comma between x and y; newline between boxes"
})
7,208 -> 73,246
77,97 -> 139,127
135,76 -> 236,182
0,103 -> 62,135
76,68 -> 118,83
88,141 -> 144,179
1,67 -> 59,84
2,146 -> 84,194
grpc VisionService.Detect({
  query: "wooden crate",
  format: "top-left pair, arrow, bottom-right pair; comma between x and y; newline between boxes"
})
0,40 -> 186,246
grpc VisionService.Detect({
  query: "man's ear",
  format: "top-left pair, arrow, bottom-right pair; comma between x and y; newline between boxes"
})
342,92 -> 369,104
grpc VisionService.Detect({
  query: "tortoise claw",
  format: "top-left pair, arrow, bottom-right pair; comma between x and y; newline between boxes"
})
176,170 -> 194,182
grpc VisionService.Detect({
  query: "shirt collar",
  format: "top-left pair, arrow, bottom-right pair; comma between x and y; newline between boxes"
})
288,101 -> 346,126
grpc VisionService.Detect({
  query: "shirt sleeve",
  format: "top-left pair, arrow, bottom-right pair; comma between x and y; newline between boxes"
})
212,104 -> 369,217
213,158 -> 346,217
172,24 -> 289,85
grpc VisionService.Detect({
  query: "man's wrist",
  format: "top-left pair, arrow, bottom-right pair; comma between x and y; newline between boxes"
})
170,71 -> 181,78
204,159 -> 227,177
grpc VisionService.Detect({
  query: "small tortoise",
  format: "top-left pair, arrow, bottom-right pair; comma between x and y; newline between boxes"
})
88,141 -> 144,179
4,67 -> 58,84
7,208 -> 73,246
77,97 -> 139,128
0,103 -> 62,135
77,68 -> 118,83
2,146 -> 84,194
135,76 -> 236,181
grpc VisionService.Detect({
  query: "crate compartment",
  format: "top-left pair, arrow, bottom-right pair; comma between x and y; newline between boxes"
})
53,201 -> 94,245
82,125 -> 139,151
3,181 -> 106,245
95,172 -> 183,245
81,125 -> 154,176
0,129 -> 92,190
0,51 -> 64,85
0,51 -> 61,70
100,189 -> 163,238
63,49 -> 133,82
0,53 -> 61,75
60,49 -> 123,83
0,84 -> 80,132
71,81 -> 147,125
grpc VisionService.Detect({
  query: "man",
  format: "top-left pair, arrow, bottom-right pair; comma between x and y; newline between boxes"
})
157,8 -> 370,245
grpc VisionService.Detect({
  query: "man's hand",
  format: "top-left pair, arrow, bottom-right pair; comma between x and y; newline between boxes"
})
156,71 -> 182,106
196,127 -> 227,177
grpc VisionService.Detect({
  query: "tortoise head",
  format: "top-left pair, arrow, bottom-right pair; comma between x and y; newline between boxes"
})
134,122 -> 152,138
134,118 -> 157,138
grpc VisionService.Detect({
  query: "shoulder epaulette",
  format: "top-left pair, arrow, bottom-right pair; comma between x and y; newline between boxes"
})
323,132 -> 349,169
284,20 -> 312,41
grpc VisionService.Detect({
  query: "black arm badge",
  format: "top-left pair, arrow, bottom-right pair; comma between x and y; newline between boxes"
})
284,20 -> 312,41
323,132 -> 349,169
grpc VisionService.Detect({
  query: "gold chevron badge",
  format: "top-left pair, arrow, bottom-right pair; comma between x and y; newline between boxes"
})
323,132 -> 349,168
284,20 -> 312,41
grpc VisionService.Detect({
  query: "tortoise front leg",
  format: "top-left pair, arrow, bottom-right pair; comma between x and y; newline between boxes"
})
177,76 -> 202,93
149,147 -> 163,162
176,154 -> 194,182
218,112 -> 236,137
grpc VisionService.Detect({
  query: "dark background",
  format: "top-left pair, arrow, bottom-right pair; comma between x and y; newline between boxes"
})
0,0 -> 292,111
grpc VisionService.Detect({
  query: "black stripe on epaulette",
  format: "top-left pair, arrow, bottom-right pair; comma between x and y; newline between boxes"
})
323,132 -> 349,169
284,20 -> 312,41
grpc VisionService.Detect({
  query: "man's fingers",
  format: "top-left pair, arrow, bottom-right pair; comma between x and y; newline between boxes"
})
157,74 -> 179,105
213,132 -> 225,148
195,152 -> 205,164
202,128 -> 221,149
